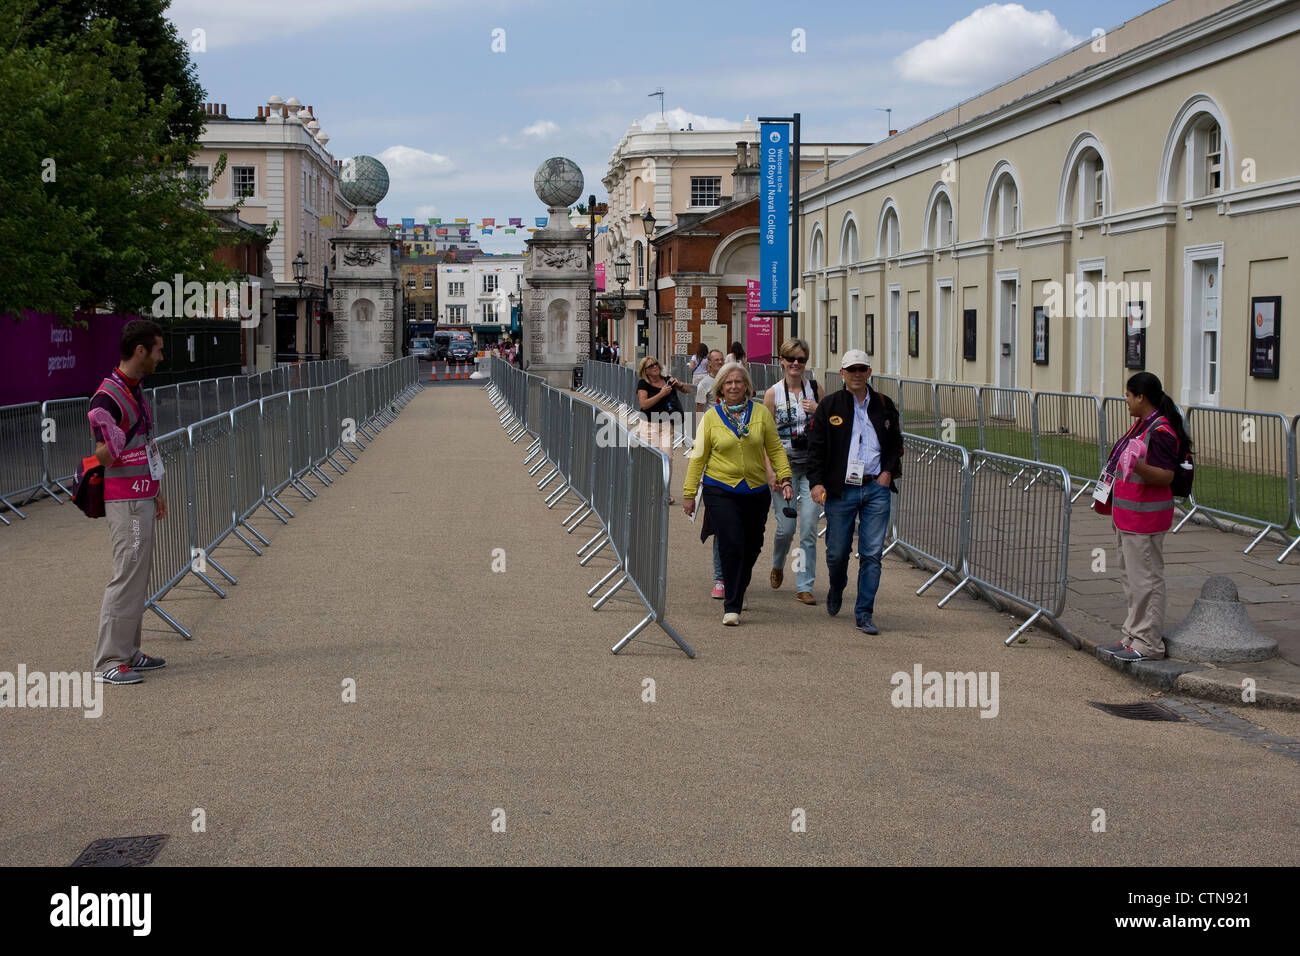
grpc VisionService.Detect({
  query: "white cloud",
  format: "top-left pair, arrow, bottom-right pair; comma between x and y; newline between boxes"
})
895,4 -> 1081,88
636,107 -> 737,132
414,204 -> 440,219
521,120 -> 559,138
167,0 -> 446,48
377,145 -> 454,178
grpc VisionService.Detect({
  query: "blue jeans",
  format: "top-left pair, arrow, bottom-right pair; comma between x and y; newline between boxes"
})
823,481 -> 892,621
771,469 -> 817,592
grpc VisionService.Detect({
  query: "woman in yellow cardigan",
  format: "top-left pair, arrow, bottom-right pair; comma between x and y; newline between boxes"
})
683,362 -> 793,625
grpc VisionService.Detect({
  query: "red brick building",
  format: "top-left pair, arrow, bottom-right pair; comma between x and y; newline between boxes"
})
648,145 -> 764,361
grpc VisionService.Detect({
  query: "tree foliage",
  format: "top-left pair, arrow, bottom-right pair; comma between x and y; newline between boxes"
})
0,0 -> 234,322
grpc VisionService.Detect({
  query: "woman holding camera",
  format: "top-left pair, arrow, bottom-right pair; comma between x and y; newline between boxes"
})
683,362 -> 793,625
764,338 -> 821,605
636,356 -> 691,505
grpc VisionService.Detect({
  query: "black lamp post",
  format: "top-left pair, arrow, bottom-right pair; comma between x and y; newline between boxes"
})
640,208 -> 657,358
508,290 -> 517,339
292,249 -> 308,361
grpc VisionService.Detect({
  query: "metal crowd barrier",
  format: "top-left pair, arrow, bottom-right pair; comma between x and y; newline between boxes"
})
886,434 -> 971,598
0,402 -> 46,523
1032,391 -> 1104,499
138,356 -> 416,638
1176,407 -> 1295,555
486,358 -> 692,657
748,363 -> 781,397
932,450 -> 1077,647
977,386 -> 1035,460
41,397 -> 93,500
1283,413 -> 1300,562
670,355 -> 691,383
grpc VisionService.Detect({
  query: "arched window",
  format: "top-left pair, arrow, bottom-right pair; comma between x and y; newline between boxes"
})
809,226 -> 825,270
877,202 -> 901,257
1160,96 -> 1232,203
983,164 -> 1020,238
840,216 -> 859,265
924,186 -> 954,248
1060,136 -> 1109,223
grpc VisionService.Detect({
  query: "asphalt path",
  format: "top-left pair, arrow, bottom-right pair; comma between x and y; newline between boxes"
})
0,384 -> 1296,865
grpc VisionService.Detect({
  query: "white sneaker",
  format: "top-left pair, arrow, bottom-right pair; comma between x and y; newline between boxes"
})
722,612 -> 740,626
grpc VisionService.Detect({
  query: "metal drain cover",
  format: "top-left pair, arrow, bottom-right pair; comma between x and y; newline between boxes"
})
1089,701 -> 1185,722
71,834 -> 169,867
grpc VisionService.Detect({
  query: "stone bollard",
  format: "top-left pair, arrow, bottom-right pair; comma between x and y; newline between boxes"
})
1164,575 -> 1278,663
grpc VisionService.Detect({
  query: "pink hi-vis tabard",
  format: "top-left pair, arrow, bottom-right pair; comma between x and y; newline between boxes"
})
94,373 -> 159,501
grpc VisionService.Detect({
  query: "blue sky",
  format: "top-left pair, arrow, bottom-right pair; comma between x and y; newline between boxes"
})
168,0 -> 1162,253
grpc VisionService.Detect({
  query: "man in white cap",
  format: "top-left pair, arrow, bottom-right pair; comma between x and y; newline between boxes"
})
807,350 -> 903,635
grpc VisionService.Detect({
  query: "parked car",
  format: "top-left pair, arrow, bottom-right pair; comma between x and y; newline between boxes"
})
410,337 -> 434,361
447,341 -> 477,365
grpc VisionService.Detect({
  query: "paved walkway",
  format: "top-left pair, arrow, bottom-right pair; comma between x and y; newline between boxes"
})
1,385 -> 1297,865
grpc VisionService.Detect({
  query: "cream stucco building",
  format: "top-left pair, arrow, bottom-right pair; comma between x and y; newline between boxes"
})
798,0 -> 1299,416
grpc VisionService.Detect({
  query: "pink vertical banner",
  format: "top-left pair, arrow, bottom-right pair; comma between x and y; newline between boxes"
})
595,262 -> 605,292
745,279 -> 771,362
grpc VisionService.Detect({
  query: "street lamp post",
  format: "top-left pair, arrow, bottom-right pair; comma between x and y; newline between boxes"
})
292,249 -> 308,362
508,291 -> 517,342
641,208 -> 657,358
613,251 -> 629,358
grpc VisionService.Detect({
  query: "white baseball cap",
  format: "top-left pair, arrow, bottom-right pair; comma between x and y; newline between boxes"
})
840,349 -> 872,370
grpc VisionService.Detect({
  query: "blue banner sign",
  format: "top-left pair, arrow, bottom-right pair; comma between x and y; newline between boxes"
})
760,122 -> 790,312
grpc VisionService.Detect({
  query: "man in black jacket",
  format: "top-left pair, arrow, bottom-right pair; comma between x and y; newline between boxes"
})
807,350 -> 903,634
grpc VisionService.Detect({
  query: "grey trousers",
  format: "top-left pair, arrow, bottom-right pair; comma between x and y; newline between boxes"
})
1116,529 -> 1167,659
94,498 -> 156,671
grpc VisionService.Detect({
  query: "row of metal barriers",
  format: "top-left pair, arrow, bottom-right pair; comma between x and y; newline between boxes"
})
0,359 -> 349,526
487,357 -> 693,658
143,355 -> 419,638
870,375 -> 1300,563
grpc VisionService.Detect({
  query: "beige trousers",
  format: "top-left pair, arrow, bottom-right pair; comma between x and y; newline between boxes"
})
1115,529 -> 1167,659
95,497 -> 156,671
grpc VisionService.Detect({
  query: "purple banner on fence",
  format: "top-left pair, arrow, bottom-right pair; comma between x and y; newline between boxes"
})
1,312 -> 137,406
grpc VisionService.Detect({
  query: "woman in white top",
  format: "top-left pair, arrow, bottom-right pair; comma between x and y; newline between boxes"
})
763,337 -> 821,605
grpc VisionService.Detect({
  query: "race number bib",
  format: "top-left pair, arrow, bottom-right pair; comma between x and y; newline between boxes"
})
146,439 -> 165,481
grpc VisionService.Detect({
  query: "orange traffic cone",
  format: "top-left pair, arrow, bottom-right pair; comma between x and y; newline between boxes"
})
429,362 -> 437,381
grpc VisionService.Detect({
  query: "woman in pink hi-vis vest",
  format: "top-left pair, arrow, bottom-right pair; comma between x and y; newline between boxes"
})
1094,372 -> 1192,662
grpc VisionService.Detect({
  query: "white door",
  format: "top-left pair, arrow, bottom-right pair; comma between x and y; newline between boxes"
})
1075,269 -> 1103,394
888,289 -> 901,373
997,279 -> 1016,389
935,283 -> 952,381
1199,262 -> 1221,405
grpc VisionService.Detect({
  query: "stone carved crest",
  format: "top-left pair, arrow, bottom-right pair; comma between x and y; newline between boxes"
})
343,246 -> 382,267
538,247 -> 582,269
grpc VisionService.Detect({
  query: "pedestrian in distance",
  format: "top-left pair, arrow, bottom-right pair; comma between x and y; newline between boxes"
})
807,350 -> 903,635
728,340 -> 747,367
688,343 -> 709,379
1094,371 -> 1192,662
88,320 -> 169,685
692,349 -> 726,598
612,341 -> 621,364
636,356 -> 691,505
764,338 -> 822,606
683,362 -> 793,625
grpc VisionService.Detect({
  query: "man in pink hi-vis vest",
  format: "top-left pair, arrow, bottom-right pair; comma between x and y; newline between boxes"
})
89,320 -> 169,686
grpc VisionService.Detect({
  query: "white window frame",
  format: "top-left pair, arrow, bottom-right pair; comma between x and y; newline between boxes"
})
233,165 -> 256,199
690,176 -> 722,208
482,274 -> 499,294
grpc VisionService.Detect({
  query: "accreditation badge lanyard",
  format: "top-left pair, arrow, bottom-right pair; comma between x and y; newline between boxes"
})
781,380 -> 807,451
1094,410 -> 1159,505
846,394 -> 871,486
114,369 -> 164,481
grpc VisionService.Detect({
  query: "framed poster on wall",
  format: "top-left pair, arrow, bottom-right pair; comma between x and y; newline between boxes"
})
1249,296 -> 1280,378
1124,301 -> 1146,370
963,309 -> 977,361
1032,306 -> 1049,365
908,311 -> 919,357
865,314 -> 874,355
829,315 -> 838,354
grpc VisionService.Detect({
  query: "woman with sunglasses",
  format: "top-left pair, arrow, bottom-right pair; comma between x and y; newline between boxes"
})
763,338 -> 821,605
636,356 -> 691,505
